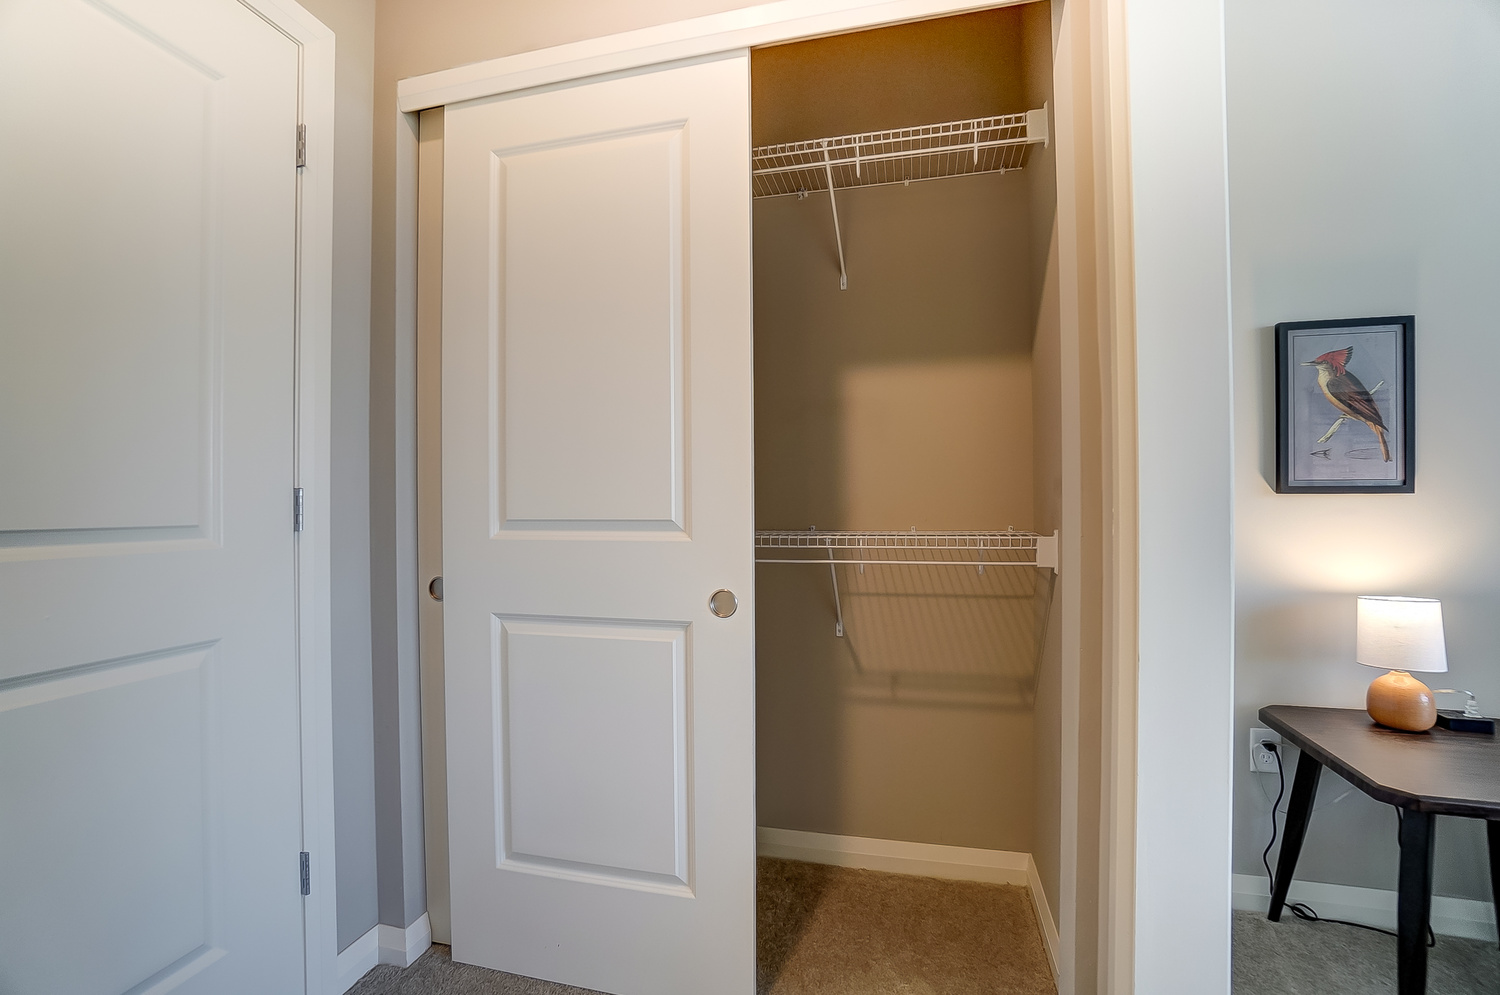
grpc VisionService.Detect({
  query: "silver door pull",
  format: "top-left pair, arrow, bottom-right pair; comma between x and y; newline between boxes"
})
708,589 -> 737,618
428,576 -> 444,602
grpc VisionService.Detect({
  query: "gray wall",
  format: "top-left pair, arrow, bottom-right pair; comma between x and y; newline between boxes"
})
1229,0 -> 1500,902
296,0 -> 381,953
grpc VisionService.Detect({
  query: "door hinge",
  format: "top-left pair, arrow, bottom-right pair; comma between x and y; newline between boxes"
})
296,124 -> 307,168
293,487 -> 305,532
300,851 -> 311,896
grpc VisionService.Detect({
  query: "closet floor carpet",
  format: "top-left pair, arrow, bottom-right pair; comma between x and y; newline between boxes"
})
757,857 -> 1055,994
347,857 -> 1058,995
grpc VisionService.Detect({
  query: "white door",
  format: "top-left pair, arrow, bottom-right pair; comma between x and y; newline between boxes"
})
0,2 -> 307,993
441,55 -> 755,995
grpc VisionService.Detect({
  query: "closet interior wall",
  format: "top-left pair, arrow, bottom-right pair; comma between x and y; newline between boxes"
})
752,4 -> 1060,860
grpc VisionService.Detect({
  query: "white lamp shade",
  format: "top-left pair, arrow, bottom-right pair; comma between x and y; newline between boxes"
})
1356,596 -> 1448,673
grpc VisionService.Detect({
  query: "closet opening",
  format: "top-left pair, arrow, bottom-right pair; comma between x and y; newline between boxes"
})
749,6 -> 1064,993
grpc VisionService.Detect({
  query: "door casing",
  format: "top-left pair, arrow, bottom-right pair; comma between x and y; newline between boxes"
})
398,2 -> 1141,992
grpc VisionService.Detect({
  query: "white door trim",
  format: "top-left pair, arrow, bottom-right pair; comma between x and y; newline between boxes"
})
228,2 -> 338,993
396,0 -> 1028,112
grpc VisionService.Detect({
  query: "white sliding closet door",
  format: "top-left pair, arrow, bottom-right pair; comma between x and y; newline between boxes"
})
441,54 -> 755,995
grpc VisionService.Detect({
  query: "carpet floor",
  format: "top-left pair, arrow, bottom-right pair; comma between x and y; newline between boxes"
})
1232,909 -> 1500,994
757,858 -> 1056,994
348,858 -> 1057,995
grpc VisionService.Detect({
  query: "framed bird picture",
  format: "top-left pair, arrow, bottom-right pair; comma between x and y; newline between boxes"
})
1275,315 -> 1415,493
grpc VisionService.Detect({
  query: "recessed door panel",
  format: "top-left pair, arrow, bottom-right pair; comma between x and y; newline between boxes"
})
0,647 -> 216,995
0,0 -> 223,538
498,129 -> 685,530
497,617 -> 689,889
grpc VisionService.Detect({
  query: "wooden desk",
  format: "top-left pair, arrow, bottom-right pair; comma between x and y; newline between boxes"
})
1259,705 -> 1500,995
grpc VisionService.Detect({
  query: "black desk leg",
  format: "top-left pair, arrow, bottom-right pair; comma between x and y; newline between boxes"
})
1487,820 -> 1500,950
1397,809 -> 1435,995
1268,750 -> 1323,921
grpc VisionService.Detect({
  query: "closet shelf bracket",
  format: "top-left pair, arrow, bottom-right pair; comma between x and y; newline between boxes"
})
819,142 -> 848,291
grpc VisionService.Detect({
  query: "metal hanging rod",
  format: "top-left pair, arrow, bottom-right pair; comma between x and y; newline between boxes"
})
756,529 -> 1059,637
751,108 -> 1049,290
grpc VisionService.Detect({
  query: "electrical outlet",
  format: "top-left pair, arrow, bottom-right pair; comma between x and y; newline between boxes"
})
1249,727 -> 1282,773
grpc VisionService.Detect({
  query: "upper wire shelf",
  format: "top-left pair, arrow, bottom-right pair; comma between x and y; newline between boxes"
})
751,109 -> 1049,199
757,530 -> 1041,551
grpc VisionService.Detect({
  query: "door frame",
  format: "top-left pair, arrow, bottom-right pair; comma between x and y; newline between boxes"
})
395,1 -> 1131,990
224,1 -> 339,992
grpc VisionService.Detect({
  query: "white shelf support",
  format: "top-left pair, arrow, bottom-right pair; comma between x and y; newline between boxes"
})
1035,530 -> 1059,572
1027,102 -> 1049,148
827,553 -> 845,637
819,142 -> 848,291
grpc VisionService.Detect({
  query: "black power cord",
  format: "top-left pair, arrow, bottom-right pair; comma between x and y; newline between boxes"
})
1260,741 -> 1435,947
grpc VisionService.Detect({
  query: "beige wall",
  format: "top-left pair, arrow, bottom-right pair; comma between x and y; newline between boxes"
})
1020,0 -> 1062,930
751,10 -> 1055,853
1229,0 -> 1500,905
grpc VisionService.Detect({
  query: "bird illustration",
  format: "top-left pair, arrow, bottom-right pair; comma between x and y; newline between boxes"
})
1301,347 -> 1391,461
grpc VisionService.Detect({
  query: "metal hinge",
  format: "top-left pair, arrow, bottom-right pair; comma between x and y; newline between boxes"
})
296,124 -> 307,168
300,852 -> 311,896
293,487 -> 305,532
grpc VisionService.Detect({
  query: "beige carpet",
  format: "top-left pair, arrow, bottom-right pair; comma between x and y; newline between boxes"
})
758,858 -> 1057,995
349,857 -> 1058,995
1233,909 -> 1500,994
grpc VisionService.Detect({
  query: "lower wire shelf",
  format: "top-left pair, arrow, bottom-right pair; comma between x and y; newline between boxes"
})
755,529 -> 1057,637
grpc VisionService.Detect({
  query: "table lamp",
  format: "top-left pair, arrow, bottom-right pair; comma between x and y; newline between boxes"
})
1357,595 -> 1446,732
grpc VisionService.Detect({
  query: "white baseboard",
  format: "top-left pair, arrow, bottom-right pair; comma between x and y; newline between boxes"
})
379,912 -> 433,968
332,925 -> 379,995
757,828 -> 1060,981
1232,872 -> 1497,943
1025,854 -> 1062,980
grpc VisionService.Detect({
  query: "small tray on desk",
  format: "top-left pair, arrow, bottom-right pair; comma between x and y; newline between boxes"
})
1436,709 -> 1496,734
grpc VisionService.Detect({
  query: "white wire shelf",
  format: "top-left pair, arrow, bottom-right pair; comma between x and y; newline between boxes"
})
750,108 -> 1047,290
757,529 -> 1045,552
756,529 -> 1058,637
751,109 -> 1049,200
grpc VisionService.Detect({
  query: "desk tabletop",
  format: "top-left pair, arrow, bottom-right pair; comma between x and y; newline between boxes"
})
1260,705 -> 1500,818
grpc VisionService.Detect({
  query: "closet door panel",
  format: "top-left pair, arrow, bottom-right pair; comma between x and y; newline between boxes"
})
442,54 -> 754,995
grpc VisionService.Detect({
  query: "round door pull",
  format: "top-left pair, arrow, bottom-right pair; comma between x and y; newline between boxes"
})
428,576 -> 444,602
709,589 -> 737,618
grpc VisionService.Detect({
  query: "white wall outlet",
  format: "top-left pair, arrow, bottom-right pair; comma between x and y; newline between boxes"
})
1249,727 -> 1282,773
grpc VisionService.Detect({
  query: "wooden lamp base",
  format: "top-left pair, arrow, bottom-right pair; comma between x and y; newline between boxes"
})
1367,670 -> 1437,732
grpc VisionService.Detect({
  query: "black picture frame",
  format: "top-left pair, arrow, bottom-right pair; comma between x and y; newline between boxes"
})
1275,315 -> 1415,494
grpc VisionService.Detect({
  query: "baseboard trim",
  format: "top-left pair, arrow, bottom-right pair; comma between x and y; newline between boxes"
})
332,925 -> 379,995
378,912 -> 433,968
1232,872 -> 1497,943
756,828 -> 1060,980
1025,854 -> 1062,980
